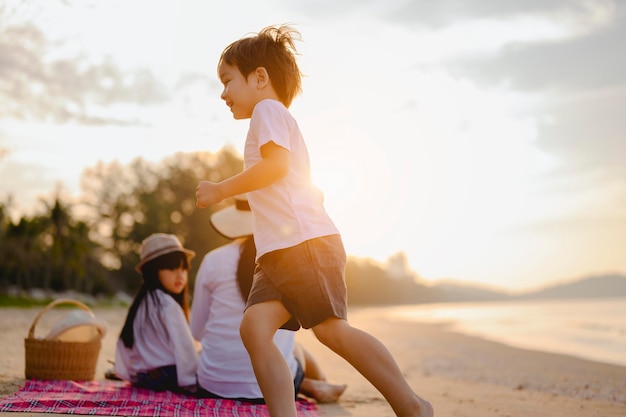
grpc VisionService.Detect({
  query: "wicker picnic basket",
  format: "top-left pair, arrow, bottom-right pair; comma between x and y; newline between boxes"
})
24,298 -> 102,380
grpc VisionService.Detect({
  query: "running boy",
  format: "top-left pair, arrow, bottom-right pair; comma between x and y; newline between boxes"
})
196,24 -> 434,417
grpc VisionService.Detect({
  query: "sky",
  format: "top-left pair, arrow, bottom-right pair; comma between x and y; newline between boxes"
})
1,0 -> 625,292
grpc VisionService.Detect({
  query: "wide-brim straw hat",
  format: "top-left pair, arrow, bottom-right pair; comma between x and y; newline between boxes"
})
210,195 -> 253,239
135,233 -> 196,272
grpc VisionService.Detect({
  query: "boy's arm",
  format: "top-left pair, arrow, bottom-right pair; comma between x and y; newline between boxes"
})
196,141 -> 289,208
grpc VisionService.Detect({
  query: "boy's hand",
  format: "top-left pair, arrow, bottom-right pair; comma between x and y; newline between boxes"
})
196,181 -> 222,208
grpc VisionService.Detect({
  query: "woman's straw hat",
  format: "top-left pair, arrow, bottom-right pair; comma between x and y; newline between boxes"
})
135,233 -> 196,272
210,195 -> 253,239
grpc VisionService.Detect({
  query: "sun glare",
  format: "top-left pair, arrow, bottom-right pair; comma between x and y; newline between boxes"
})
305,63 -> 559,289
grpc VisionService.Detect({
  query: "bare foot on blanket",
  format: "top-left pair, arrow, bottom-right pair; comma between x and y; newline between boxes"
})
299,379 -> 347,403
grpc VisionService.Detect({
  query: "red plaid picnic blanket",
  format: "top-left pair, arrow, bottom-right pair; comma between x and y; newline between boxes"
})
0,380 -> 320,417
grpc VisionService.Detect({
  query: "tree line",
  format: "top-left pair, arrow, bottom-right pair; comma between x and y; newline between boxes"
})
1,147 -> 425,305
1,148 -> 241,298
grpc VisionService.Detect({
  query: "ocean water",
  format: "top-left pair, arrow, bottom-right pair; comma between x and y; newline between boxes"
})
384,297 -> 626,367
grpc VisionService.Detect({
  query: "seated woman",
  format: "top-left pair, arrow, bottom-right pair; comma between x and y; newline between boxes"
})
114,233 -> 198,392
189,195 -> 346,403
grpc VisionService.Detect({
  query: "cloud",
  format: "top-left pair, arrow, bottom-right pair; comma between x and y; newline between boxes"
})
382,0 -> 614,27
381,1 -> 626,201
0,20 -> 170,126
440,11 -> 626,180
442,8 -> 625,92
537,86 -> 626,177
286,0 -> 610,29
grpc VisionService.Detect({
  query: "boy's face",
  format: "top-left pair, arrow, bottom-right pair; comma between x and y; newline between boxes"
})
218,61 -> 258,119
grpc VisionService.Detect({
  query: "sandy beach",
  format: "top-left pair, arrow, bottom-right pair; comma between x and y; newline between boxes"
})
1,305 -> 624,417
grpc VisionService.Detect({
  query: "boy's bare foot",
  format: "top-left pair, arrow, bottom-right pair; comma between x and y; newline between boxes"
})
299,379 -> 347,403
397,395 -> 434,417
417,397 -> 434,417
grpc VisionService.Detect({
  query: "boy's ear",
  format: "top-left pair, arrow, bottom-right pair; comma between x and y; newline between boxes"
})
254,67 -> 270,89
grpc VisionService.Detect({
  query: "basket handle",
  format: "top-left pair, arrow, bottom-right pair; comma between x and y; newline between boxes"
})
28,298 -> 94,339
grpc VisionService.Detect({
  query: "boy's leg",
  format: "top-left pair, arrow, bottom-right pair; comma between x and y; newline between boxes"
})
240,300 -> 298,417
312,317 -> 433,417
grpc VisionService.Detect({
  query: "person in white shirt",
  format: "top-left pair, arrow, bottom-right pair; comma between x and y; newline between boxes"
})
115,233 -> 198,392
190,196 -> 346,403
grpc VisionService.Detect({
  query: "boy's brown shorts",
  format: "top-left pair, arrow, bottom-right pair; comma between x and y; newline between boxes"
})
246,234 -> 348,330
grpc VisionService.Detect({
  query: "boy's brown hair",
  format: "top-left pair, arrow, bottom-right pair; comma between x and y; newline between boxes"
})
219,24 -> 303,108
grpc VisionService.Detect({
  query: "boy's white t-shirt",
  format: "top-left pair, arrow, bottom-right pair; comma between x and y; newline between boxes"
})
244,99 -> 339,259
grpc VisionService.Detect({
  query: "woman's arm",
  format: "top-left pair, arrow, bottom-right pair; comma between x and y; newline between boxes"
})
189,255 -> 214,340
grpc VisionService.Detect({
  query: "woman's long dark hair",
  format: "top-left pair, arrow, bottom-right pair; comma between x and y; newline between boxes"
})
236,236 -> 256,302
120,251 -> 190,348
